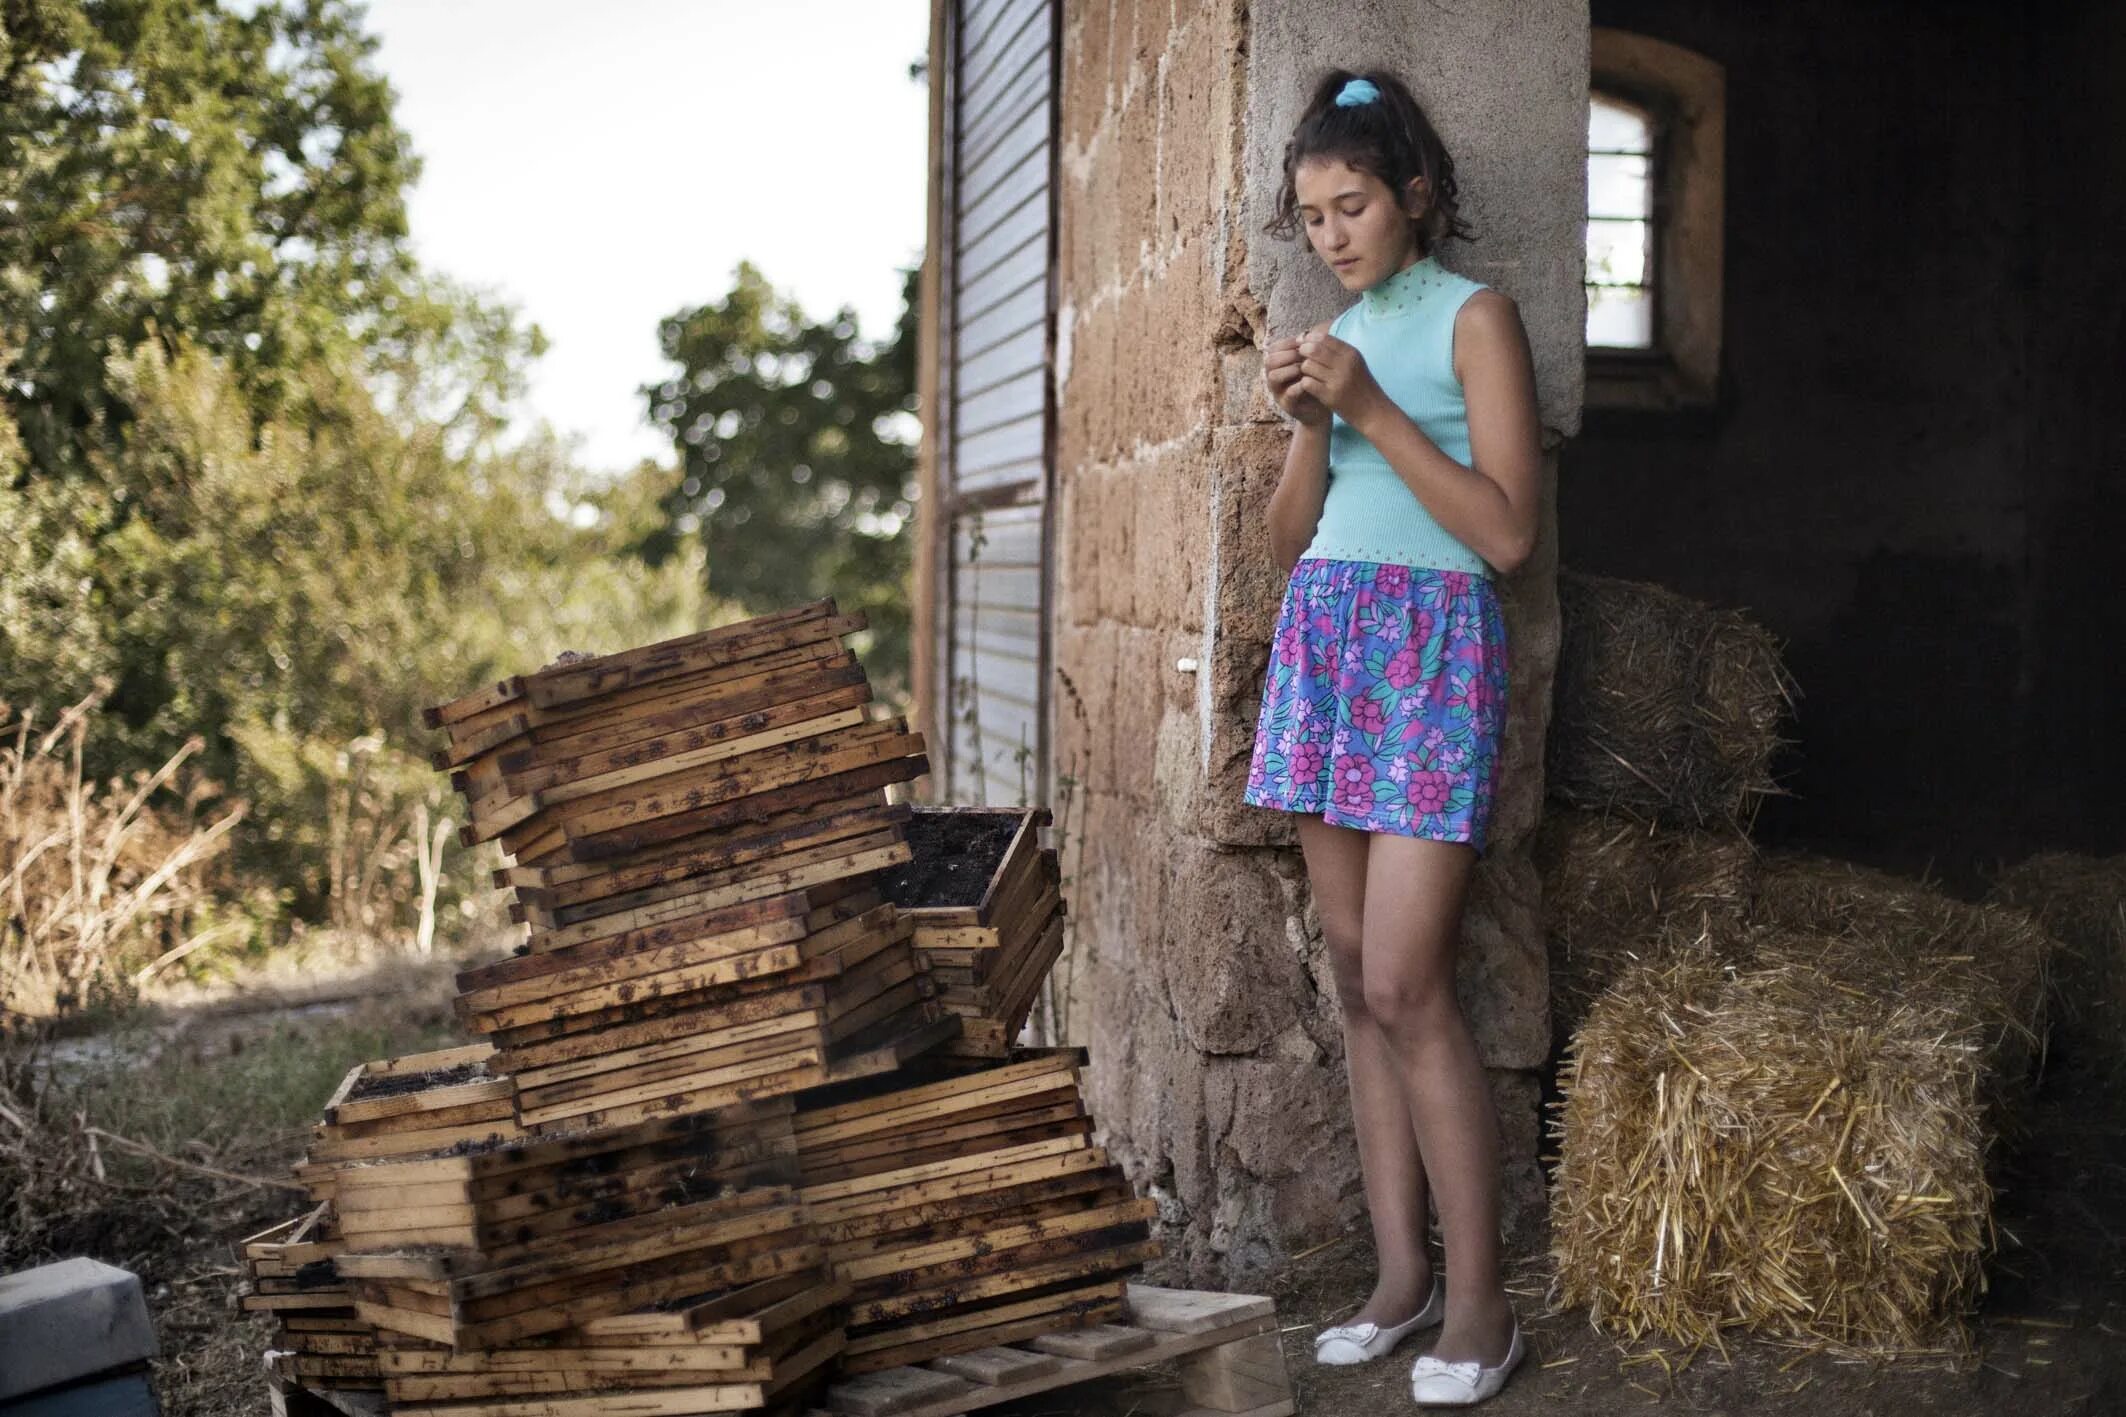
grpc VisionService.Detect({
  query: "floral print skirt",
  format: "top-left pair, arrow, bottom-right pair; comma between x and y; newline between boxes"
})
1244,558 -> 1511,853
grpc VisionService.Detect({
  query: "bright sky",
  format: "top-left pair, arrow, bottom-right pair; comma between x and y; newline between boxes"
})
362,0 -> 931,472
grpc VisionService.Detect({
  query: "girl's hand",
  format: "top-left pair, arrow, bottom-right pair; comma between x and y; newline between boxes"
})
1264,334 -> 1331,427
1296,332 -> 1384,425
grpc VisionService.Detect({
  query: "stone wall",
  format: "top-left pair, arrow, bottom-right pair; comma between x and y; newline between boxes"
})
1047,0 -> 1587,1284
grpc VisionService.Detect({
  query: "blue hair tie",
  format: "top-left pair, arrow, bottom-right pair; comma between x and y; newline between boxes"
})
1334,78 -> 1381,108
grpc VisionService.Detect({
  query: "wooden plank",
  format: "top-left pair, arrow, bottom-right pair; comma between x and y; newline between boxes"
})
512,1009 -> 824,1090
502,790 -> 889,897
554,724 -> 924,844
1177,1330 -> 1291,1415
565,756 -> 926,863
925,1346 -> 1059,1386
447,1197 -> 804,1303
452,1242 -> 824,1349
1124,1285 -> 1277,1335
487,703 -> 872,828
521,634 -> 854,739
387,1384 -> 773,1415
845,1236 -> 1160,1327
524,605 -> 847,709
824,1367 -> 973,1417
459,919 -> 811,1017
546,827 -> 906,931
327,1074 -> 510,1126
449,635 -> 855,754
432,709 -> 532,769
800,1136 -> 1101,1218
321,1096 -> 516,1140
794,1052 -> 1078,1136
306,1116 -> 521,1164
812,1170 -> 1121,1252
515,1047 -> 824,1128
528,803 -> 906,913
822,1312 -> 1286,1417
839,1199 -> 1154,1284
841,1298 -> 1118,1375
490,983 -> 832,1071
821,1012 -> 960,1083
526,846 -> 908,956
523,1061 -> 831,1135
466,941 -> 807,1034
1027,1323 -> 1155,1361
513,694 -> 873,804
573,1272 -> 835,1344
457,892 -> 810,993
514,653 -> 865,764
426,675 -> 528,729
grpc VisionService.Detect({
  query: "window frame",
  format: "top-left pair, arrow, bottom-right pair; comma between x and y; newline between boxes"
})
1585,89 -> 1662,356
1586,29 -> 1725,411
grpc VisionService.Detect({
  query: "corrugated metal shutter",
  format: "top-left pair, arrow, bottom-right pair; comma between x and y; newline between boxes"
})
936,0 -> 1056,808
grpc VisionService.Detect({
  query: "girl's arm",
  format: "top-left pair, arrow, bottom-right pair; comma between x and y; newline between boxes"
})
1264,321 -> 1335,575
1266,420 -> 1333,575
1299,291 -> 1542,575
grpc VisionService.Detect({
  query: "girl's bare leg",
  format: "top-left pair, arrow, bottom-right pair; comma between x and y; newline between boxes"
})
1360,832 -> 1515,1366
1295,816 -> 1435,1327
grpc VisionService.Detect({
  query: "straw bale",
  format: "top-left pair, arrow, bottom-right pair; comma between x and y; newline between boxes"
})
1534,807 -> 1757,1044
1551,934 -> 1997,1357
1748,855 -> 2053,1111
1548,570 -> 1796,832
1986,850 -> 2126,1079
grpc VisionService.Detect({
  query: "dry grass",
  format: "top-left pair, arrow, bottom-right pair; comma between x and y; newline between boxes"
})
1551,941 -> 1995,1358
1986,850 -> 2126,1081
0,686 -> 243,1020
1549,865 -> 2055,1360
1534,807 -> 1758,1040
1547,570 -> 1797,833
0,972 -> 464,1415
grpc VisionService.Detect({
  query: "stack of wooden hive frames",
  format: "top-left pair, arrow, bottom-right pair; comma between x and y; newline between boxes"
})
238,1205 -> 379,1396
888,806 -> 1069,1058
247,603 -> 1163,1415
433,601 -> 955,1130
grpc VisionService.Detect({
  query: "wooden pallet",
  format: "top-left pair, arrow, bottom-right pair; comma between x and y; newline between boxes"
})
265,1369 -> 386,1417
812,1285 -> 1292,1417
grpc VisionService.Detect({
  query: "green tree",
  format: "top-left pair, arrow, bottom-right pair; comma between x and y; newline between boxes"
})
0,0 -> 421,479
0,1 -> 718,957
642,262 -> 919,701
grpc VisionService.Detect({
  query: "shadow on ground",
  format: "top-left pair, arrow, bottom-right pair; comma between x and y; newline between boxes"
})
987,1054 -> 2125,1416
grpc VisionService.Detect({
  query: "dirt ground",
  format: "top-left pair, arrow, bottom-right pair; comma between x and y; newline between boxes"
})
991,1058 -> 2126,1417
22,965 -> 2117,1417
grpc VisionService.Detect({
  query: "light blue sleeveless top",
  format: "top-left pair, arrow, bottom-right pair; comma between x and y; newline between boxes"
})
1301,253 -> 1491,577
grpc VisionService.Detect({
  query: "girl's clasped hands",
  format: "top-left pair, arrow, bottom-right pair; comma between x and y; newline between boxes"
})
1264,329 -> 1381,428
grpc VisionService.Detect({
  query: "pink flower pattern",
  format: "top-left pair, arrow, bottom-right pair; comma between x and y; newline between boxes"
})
1244,558 -> 1510,852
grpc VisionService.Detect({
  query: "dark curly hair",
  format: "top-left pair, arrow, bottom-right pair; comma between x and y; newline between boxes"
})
1265,69 -> 1471,253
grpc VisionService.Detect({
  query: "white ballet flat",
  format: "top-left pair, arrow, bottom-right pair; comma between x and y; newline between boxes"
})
1311,1276 -> 1446,1366
1409,1315 -> 1525,1406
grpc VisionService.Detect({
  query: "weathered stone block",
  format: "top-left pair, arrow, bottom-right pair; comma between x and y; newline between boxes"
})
0,1258 -> 158,1401
1158,841 -> 1307,1055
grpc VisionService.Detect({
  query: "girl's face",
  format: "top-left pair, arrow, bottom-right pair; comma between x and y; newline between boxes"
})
1294,158 -> 1425,292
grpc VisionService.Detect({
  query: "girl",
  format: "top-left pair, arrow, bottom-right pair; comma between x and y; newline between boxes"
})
1245,69 -> 1542,1408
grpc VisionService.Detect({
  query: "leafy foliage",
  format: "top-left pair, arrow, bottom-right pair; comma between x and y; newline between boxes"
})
0,2 -> 716,969
0,0 -> 422,477
644,262 -> 919,700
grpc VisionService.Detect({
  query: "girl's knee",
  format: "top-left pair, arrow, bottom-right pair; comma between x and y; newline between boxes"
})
1322,925 -> 1368,1013
1363,970 -> 1455,1038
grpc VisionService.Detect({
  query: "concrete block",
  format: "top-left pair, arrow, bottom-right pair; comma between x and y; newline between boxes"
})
2,1369 -> 157,1417
0,1258 -> 158,1401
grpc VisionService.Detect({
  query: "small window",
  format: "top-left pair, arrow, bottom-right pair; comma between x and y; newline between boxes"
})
1585,29 -> 1725,409
1586,94 -> 1655,350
